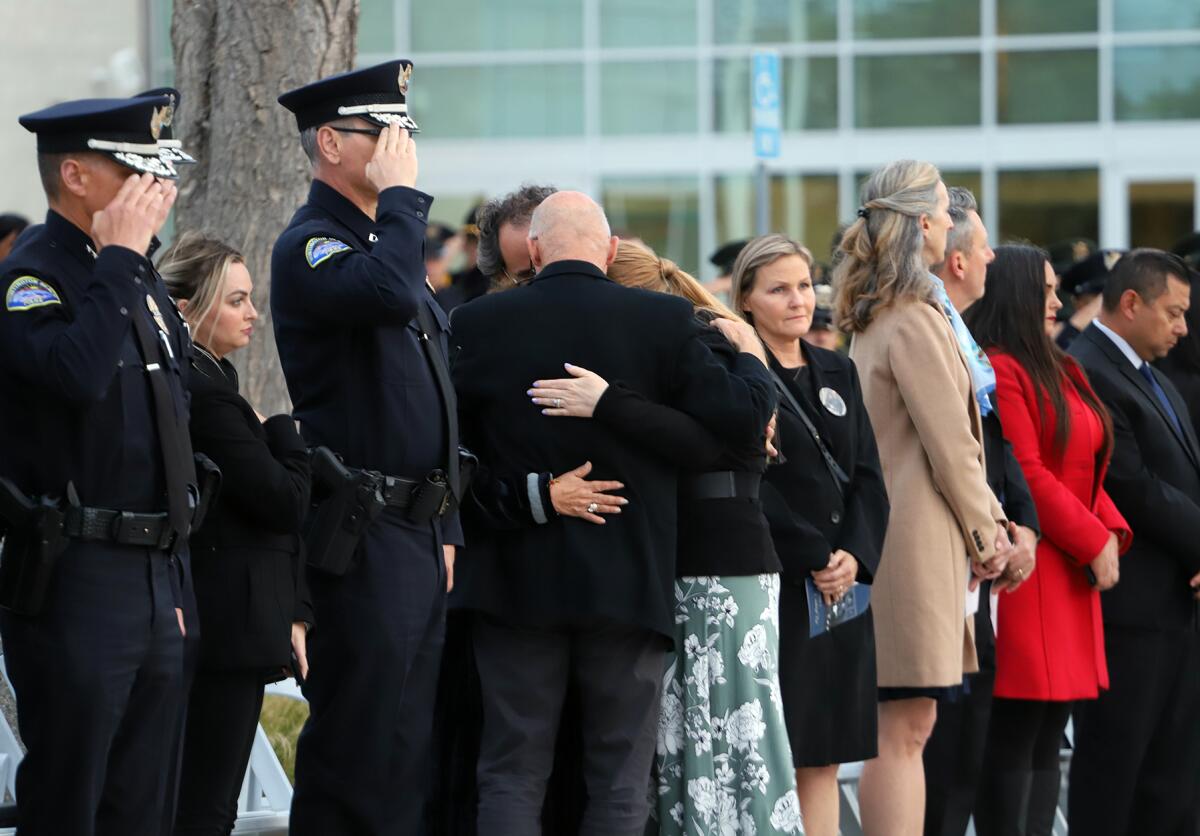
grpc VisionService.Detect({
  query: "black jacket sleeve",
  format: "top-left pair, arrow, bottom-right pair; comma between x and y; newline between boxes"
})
1093,376 -> 1200,575
1000,439 -> 1040,536
593,384 -> 725,469
832,363 -> 889,584
275,187 -> 432,326
665,315 -> 776,447
760,475 -> 834,574
190,393 -> 312,536
0,246 -> 148,404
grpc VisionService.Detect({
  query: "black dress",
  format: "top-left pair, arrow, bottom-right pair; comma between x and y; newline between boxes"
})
761,344 -> 889,767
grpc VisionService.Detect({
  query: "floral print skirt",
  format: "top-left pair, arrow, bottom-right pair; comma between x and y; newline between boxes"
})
651,574 -> 802,836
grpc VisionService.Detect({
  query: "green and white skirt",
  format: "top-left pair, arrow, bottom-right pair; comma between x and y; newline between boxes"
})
651,574 -> 802,836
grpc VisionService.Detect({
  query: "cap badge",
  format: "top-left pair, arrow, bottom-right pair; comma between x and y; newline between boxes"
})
399,64 -> 412,96
1103,251 -> 1123,272
150,105 -> 173,140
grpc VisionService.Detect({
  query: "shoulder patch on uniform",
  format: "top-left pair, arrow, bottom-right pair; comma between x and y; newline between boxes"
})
305,237 -> 352,268
5,276 -> 61,312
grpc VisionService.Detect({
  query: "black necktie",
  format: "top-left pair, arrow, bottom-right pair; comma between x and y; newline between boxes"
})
130,304 -> 195,539
415,298 -> 460,500
1139,362 -> 1184,437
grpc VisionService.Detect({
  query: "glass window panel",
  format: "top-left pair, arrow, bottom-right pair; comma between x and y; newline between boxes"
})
997,0 -> 1097,34
601,61 -> 697,135
999,50 -> 1098,124
714,57 -> 838,132
1115,0 -> 1200,31
854,0 -> 979,39
715,174 -> 841,266
1129,181 -> 1196,250
998,169 -> 1100,248
602,178 -> 701,277
855,54 -> 981,128
358,0 -> 394,54
601,0 -> 696,47
714,0 -> 837,43
408,64 -> 584,138
1115,46 -> 1200,121
411,0 -> 582,52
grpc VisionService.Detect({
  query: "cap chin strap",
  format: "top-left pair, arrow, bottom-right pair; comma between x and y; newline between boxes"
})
87,138 -> 163,155
337,103 -> 410,117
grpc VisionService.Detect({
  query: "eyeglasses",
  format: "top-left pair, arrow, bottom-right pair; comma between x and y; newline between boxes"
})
332,127 -> 383,137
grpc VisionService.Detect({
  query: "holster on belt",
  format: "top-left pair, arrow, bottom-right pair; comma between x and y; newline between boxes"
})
0,478 -> 70,616
304,447 -> 385,576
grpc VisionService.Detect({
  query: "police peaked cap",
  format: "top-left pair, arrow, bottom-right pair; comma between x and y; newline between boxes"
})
18,94 -> 180,179
134,86 -> 197,165
709,239 -> 750,274
1059,248 -> 1127,298
1172,231 -> 1200,271
278,59 -> 419,133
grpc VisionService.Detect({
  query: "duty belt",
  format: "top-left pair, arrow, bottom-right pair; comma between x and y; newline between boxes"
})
63,506 -> 175,550
679,470 -> 761,501
378,471 -> 453,520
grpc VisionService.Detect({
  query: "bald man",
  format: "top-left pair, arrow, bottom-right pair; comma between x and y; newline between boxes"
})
450,192 -> 777,836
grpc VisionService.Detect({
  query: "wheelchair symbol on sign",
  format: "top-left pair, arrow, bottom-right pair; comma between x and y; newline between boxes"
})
754,70 -> 779,111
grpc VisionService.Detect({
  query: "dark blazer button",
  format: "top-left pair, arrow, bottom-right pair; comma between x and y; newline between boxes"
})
831,511 -> 841,524
416,210 -> 425,219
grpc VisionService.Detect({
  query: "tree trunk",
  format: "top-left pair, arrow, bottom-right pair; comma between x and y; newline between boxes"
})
171,0 -> 359,415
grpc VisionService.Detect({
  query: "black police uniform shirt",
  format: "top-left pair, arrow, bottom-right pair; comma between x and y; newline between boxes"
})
0,211 -> 190,510
271,180 -> 463,544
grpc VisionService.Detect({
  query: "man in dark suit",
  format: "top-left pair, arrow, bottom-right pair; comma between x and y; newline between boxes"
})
1068,248 -> 1200,836
451,191 -> 776,836
923,187 -> 1041,836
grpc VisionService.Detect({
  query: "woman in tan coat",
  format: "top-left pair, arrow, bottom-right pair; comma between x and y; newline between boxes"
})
833,160 -> 1013,836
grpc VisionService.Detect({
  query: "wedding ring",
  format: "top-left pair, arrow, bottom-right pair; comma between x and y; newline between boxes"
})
554,398 -> 562,409
586,502 -> 599,514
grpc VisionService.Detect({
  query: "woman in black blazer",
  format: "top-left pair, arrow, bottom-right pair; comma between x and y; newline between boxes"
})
160,233 -> 311,836
733,235 -> 889,836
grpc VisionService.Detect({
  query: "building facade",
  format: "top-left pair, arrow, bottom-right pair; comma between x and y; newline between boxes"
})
35,0 -> 1200,277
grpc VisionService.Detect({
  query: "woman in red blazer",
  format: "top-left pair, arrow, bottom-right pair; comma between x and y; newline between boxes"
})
964,245 -> 1131,836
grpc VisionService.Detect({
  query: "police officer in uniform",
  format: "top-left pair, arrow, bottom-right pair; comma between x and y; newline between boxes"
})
0,94 -> 197,835
273,60 -> 462,835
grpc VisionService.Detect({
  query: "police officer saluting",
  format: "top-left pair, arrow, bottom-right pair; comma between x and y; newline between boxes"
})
0,95 -> 197,834
273,60 -> 462,834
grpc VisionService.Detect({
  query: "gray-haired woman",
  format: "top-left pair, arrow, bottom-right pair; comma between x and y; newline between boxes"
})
833,161 -> 1012,835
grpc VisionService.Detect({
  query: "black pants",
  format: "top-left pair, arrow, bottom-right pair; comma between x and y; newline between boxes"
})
290,512 -> 447,836
923,588 -> 995,836
473,614 -> 666,836
0,544 -> 188,836
923,671 -> 994,836
173,669 -> 266,836
1069,626 -> 1200,836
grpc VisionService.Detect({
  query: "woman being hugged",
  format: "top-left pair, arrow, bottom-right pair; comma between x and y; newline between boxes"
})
833,160 -> 1012,836
732,234 -> 889,836
964,245 -> 1130,835
161,233 -> 312,836
530,240 -> 802,835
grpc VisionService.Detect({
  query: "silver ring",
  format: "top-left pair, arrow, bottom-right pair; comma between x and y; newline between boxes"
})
554,398 -> 562,409
586,502 -> 599,514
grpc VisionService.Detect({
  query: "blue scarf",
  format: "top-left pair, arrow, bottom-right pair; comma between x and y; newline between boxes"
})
929,274 -> 995,416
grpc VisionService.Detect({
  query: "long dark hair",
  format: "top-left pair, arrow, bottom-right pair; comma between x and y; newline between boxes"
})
965,244 -> 1112,460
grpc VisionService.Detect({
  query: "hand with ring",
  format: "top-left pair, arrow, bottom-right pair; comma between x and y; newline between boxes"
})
529,364 -> 610,418
811,549 -> 859,607
995,522 -> 1037,593
549,461 -> 628,525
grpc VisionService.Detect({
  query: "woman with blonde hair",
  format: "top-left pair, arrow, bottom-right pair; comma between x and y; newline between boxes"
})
731,233 -> 889,836
530,240 -> 802,835
159,232 -> 312,836
833,161 -> 1013,836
